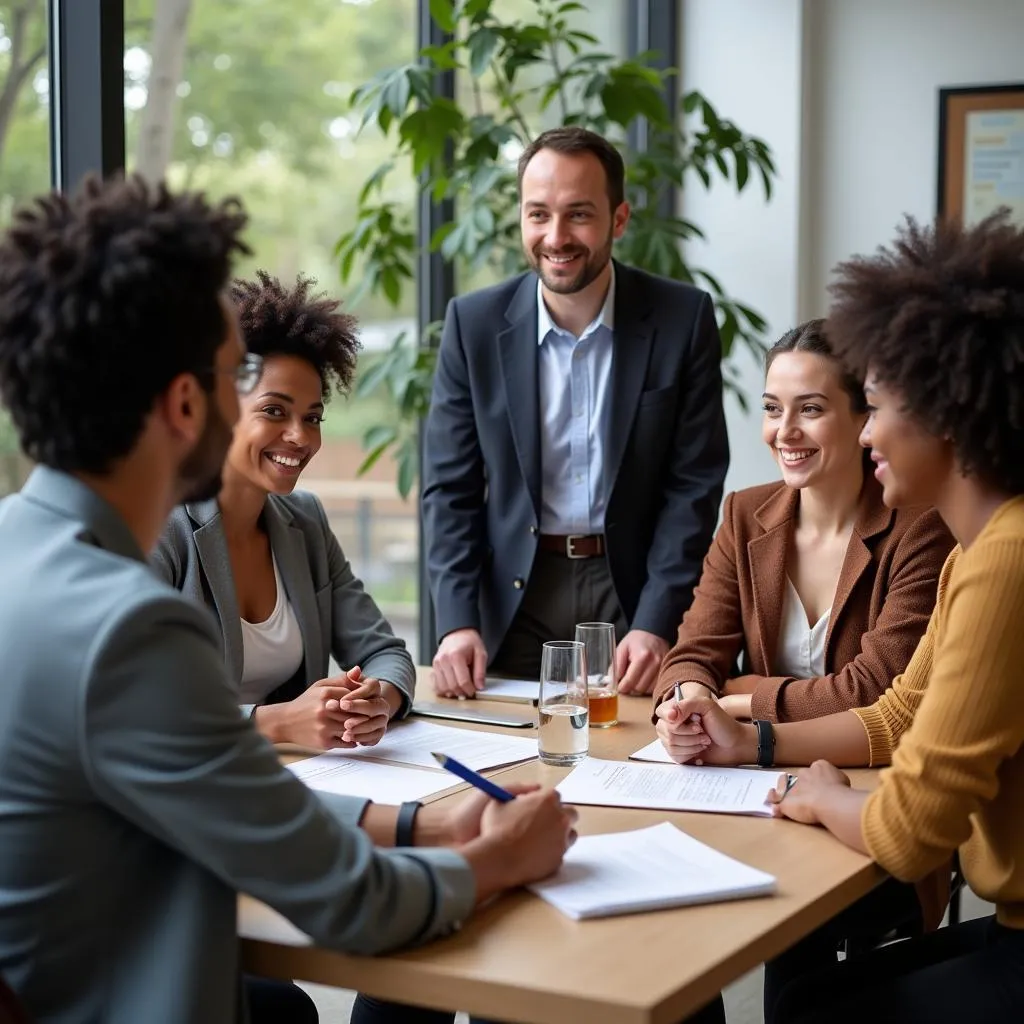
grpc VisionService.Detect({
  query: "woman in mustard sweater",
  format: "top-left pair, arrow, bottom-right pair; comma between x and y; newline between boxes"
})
657,211 -> 1024,1023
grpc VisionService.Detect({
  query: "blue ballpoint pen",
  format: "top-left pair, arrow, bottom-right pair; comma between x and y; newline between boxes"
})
431,752 -> 516,803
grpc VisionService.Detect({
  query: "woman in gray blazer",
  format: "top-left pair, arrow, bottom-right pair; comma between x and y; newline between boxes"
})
153,271 -> 416,750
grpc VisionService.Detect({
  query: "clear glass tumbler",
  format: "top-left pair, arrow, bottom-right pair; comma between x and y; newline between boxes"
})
575,622 -> 618,728
538,640 -> 590,766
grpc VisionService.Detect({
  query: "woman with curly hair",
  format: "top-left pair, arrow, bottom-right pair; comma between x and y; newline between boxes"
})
658,210 -> 1024,1023
153,271 -> 416,750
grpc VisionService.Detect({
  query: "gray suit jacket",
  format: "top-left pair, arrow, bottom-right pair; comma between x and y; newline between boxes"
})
152,491 -> 416,715
0,469 -> 473,1024
422,260 -> 730,656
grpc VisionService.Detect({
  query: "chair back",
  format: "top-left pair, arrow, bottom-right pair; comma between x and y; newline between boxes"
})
0,976 -> 30,1024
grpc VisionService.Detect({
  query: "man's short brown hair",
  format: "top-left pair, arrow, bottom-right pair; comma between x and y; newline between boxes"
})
517,126 -> 626,210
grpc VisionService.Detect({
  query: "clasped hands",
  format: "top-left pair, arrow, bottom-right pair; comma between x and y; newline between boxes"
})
655,695 -> 851,824
257,666 -> 392,750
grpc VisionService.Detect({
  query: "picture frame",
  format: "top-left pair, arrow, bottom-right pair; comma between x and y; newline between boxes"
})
937,83 -> 1024,226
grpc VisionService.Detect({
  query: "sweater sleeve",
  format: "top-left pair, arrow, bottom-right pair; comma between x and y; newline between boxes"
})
860,538 -> 1024,882
851,546 -> 958,765
750,509 -> 952,722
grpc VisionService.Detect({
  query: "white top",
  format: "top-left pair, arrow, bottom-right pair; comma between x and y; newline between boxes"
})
239,554 -> 304,704
773,577 -> 830,679
536,266 -> 616,533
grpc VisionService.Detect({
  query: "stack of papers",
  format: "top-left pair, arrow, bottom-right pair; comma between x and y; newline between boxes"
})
528,822 -> 776,919
629,738 -> 678,763
288,720 -> 538,803
287,757 -> 458,803
337,719 -> 538,771
557,758 -> 783,817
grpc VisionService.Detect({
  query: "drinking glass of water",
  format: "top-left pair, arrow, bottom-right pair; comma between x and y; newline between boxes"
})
574,622 -> 618,728
538,640 -> 589,766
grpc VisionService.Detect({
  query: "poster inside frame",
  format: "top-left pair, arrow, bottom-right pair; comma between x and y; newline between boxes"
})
938,84 -> 1024,227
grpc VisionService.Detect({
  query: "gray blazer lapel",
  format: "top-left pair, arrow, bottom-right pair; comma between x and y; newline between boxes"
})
263,497 -> 323,685
186,500 -> 244,683
498,275 -> 541,516
603,264 -> 655,499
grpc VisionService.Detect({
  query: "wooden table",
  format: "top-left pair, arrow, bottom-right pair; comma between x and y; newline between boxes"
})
240,676 -> 884,1024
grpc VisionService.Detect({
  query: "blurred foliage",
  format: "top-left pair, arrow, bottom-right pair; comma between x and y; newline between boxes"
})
339,0 -> 775,497
0,0 -> 776,506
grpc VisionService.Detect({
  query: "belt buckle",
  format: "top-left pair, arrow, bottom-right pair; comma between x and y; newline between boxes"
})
565,534 -> 588,559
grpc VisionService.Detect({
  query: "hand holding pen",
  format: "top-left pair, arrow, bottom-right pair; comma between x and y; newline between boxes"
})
431,751 -> 579,901
655,684 -> 757,766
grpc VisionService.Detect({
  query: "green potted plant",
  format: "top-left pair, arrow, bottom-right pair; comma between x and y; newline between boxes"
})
338,0 -> 776,497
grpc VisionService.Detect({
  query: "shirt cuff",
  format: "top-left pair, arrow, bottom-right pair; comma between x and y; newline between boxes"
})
750,677 -> 791,723
851,705 -> 893,766
395,847 -> 477,944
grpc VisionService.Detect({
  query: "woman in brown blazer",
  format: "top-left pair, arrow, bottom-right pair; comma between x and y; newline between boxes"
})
652,319 -> 955,1024
652,319 -> 954,723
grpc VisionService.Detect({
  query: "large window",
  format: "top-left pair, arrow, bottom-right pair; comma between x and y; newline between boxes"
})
0,0 -> 49,498
123,0 -> 421,654
0,1 -> 657,655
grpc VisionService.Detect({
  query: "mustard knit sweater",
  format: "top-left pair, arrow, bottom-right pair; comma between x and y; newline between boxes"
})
853,496 -> 1024,928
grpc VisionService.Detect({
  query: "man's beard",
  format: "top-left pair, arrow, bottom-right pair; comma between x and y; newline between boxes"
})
178,400 -> 233,504
525,232 -> 613,295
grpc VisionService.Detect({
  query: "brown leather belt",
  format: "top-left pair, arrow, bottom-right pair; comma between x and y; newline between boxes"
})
538,533 -> 605,559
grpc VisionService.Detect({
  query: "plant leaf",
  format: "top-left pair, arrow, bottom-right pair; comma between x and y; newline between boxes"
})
396,441 -> 417,501
429,0 -> 456,33
363,424 -> 399,450
467,27 -> 500,78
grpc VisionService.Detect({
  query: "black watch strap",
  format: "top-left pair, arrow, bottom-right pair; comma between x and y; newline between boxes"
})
753,719 -> 775,768
395,800 -> 422,847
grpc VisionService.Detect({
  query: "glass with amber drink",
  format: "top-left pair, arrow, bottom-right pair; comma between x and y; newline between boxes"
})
574,622 -> 618,727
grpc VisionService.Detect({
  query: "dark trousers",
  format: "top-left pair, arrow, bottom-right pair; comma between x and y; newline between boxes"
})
351,992 -> 724,1024
774,914 -> 1024,1023
491,547 -> 627,678
245,976 -> 318,1024
764,876 -> 921,1024
350,995 -> 453,1024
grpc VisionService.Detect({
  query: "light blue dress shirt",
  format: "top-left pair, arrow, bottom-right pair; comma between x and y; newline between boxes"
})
537,267 -> 616,534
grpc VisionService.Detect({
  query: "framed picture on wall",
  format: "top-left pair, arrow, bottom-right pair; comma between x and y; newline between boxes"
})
937,83 -> 1024,226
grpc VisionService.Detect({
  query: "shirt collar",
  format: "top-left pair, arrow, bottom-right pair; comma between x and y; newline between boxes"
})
537,262 -> 616,346
20,465 -> 147,563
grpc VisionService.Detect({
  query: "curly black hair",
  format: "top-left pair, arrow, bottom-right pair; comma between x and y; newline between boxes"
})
827,211 -> 1024,495
0,174 -> 249,474
230,271 -> 359,402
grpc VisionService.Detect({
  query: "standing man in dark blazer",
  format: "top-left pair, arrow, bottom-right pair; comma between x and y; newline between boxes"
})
424,126 -> 730,697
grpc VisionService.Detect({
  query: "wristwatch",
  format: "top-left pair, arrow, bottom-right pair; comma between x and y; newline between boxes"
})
396,800 -> 422,847
752,719 -> 775,768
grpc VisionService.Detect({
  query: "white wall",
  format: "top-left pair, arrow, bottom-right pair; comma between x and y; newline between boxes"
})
678,0 -> 804,499
801,0 -> 1024,315
679,0 -> 1024,494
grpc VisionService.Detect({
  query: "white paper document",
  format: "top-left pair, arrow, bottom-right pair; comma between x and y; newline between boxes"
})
629,738 -> 677,763
480,677 -> 540,704
287,757 -> 457,803
528,822 -> 776,919
330,719 -> 538,772
556,758 -> 782,816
